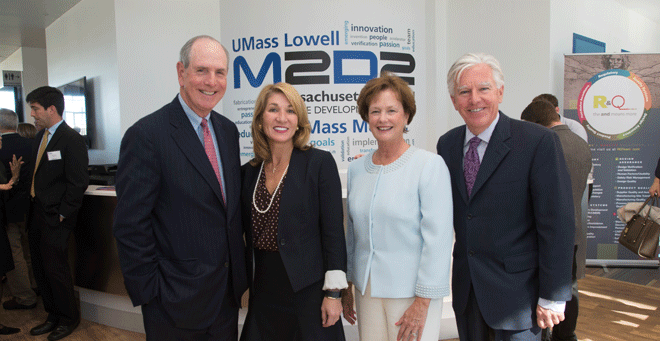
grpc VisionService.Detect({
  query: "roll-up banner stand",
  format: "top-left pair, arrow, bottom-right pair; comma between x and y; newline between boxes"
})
564,53 -> 660,267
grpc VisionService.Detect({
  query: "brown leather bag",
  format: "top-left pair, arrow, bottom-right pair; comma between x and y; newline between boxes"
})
619,195 -> 660,259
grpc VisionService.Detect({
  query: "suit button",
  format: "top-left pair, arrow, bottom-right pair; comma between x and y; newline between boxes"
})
224,262 -> 229,268
468,251 -> 475,256
467,214 -> 472,220
280,239 -> 286,246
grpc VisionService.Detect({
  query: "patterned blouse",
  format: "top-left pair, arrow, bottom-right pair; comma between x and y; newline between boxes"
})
251,166 -> 286,251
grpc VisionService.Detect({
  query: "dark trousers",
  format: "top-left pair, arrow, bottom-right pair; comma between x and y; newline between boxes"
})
455,286 -> 541,341
142,283 -> 238,341
28,200 -> 79,325
544,246 -> 579,341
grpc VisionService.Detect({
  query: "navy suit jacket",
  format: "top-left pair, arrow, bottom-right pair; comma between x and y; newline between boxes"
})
0,132 -> 33,223
437,113 -> 574,330
32,122 -> 89,228
241,148 -> 346,292
113,97 -> 247,329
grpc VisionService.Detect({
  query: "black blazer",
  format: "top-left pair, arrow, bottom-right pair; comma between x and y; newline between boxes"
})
241,148 -> 346,292
32,122 -> 89,228
113,96 -> 248,330
0,132 -> 33,223
437,113 -> 574,330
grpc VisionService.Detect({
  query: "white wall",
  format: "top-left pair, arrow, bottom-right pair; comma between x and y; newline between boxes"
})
46,0 -> 120,164
40,0 -> 659,163
114,0 -> 222,134
445,0 -> 552,128
20,47 -> 49,123
0,49 -> 23,71
423,0 -> 449,152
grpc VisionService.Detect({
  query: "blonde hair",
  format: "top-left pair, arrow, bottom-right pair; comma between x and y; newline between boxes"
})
250,83 -> 311,166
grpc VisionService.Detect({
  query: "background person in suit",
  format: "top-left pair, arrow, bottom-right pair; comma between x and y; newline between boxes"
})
0,108 -> 37,311
436,53 -> 575,341
522,100 -> 593,341
342,74 -> 453,341
531,94 -> 588,142
26,86 -> 89,341
113,35 -> 247,341
240,83 -> 347,340
531,94 -> 594,202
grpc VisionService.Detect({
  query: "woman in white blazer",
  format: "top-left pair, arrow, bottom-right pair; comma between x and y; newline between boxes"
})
342,74 -> 453,341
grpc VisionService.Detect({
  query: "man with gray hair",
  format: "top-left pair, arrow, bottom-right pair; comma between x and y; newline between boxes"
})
0,108 -> 37,311
113,35 -> 247,340
437,53 -> 575,340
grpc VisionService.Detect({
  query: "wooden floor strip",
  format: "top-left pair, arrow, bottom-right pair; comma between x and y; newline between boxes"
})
2,271 -> 659,340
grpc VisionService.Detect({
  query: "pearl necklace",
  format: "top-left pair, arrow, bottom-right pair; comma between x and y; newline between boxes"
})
252,161 -> 289,214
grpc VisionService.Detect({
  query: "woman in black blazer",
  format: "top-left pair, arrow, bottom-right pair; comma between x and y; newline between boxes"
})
240,83 -> 347,340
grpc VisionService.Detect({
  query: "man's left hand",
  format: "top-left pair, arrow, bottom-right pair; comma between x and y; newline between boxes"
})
536,304 -> 564,329
321,297 -> 342,327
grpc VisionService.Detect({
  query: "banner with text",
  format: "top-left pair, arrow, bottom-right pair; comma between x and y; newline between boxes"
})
221,0 -> 425,169
564,53 -> 660,261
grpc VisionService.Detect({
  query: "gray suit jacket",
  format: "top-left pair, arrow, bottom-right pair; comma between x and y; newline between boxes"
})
551,125 -> 592,279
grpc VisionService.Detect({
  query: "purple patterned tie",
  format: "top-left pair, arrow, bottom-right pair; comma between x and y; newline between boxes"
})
464,136 -> 481,196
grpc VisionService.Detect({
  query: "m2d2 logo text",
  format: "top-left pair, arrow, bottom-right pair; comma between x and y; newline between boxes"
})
233,51 -> 415,88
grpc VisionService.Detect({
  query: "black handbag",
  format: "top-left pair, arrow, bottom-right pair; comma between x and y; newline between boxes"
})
619,195 -> 660,259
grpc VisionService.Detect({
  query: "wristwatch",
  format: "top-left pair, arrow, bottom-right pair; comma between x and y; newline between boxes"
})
324,290 -> 342,299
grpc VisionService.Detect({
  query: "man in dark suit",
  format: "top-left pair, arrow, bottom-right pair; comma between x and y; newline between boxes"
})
522,100 -> 592,341
26,86 -> 89,341
436,53 -> 575,340
113,35 -> 247,340
0,108 -> 37,311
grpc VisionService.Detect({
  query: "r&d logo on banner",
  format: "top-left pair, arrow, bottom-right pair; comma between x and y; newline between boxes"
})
578,69 -> 652,140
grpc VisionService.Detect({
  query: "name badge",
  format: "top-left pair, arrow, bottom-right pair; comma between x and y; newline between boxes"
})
47,151 -> 62,161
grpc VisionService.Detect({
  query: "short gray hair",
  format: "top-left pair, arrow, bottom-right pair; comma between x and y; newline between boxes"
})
179,35 -> 229,68
447,53 -> 504,96
0,108 -> 18,131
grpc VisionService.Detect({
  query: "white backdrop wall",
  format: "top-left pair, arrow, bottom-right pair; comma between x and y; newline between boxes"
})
39,0 -> 659,166
114,0 -> 222,135
221,0 -> 432,169
426,0 -> 449,152
445,0 -> 552,126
